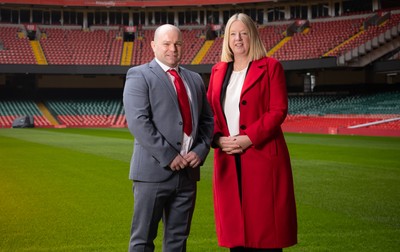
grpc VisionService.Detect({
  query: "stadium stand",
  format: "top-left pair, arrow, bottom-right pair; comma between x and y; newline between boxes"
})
181,29 -> 206,64
327,13 -> 400,57
200,37 -> 223,64
0,98 -> 52,127
282,91 -> 400,136
0,1 -> 399,137
40,26 -> 122,65
131,29 -> 154,66
272,17 -> 366,60
0,25 -> 37,64
44,97 -> 125,127
1,91 -> 398,137
1,10 -> 399,66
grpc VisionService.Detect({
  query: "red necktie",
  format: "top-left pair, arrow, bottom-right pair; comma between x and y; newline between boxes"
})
168,69 -> 192,135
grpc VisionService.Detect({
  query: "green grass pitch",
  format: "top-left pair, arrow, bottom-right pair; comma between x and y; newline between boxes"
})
0,128 -> 399,251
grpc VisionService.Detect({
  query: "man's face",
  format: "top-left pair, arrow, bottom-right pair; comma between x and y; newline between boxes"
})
151,28 -> 182,68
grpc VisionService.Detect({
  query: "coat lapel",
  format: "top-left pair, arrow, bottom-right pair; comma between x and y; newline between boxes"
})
178,66 -> 195,99
241,58 -> 268,97
213,62 -> 229,107
149,59 -> 180,108
211,62 -> 230,136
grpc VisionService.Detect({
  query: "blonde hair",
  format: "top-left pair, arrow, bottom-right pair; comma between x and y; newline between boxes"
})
221,13 -> 267,62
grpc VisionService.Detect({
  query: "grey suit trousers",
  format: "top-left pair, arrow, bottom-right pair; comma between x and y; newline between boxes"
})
129,171 -> 197,252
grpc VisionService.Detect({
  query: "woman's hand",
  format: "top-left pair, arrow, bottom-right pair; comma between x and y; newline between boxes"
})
233,135 -> 252,151
217,135 -> 252,155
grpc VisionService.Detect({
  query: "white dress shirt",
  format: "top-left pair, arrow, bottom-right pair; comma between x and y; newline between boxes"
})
155,58 -> 193,155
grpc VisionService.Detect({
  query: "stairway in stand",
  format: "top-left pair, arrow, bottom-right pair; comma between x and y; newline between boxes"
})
30,40 -> 48,65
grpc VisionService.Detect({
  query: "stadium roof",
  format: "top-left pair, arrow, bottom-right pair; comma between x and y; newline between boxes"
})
0,0 -> 271,7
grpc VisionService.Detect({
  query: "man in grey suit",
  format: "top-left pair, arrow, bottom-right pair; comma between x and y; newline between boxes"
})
123,24 -> 214,252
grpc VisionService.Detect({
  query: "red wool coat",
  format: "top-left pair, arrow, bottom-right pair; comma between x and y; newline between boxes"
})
207,57 -> 297,249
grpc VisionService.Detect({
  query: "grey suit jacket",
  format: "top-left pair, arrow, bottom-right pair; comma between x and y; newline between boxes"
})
123,59 -> 214,182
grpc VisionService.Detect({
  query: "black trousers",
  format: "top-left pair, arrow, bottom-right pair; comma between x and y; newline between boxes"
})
230,248 -> 282,252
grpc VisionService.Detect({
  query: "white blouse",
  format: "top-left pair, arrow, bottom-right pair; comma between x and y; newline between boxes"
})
223,67 -> 248,136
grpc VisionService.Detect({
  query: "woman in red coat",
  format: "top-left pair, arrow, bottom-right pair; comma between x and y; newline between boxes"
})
206,13 -> 297,251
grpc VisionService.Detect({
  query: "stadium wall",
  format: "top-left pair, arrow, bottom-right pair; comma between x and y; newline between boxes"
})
37,75 -> 124,88
1,65 -> 398,91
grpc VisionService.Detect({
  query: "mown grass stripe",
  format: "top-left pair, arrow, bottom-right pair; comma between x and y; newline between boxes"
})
0,129 -> 399,251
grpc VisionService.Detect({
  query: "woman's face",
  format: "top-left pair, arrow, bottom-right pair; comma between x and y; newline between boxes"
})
229,20 -> 250,58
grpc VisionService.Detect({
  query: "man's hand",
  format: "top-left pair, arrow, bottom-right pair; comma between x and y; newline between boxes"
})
183,151 -> 201,168
169,154 -> 189,171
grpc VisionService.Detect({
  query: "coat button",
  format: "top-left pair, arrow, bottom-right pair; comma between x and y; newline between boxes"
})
240,125 -> 246,130
241,100 -> 247,105
179,121 -> 183,125
177,142 -> 182,146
